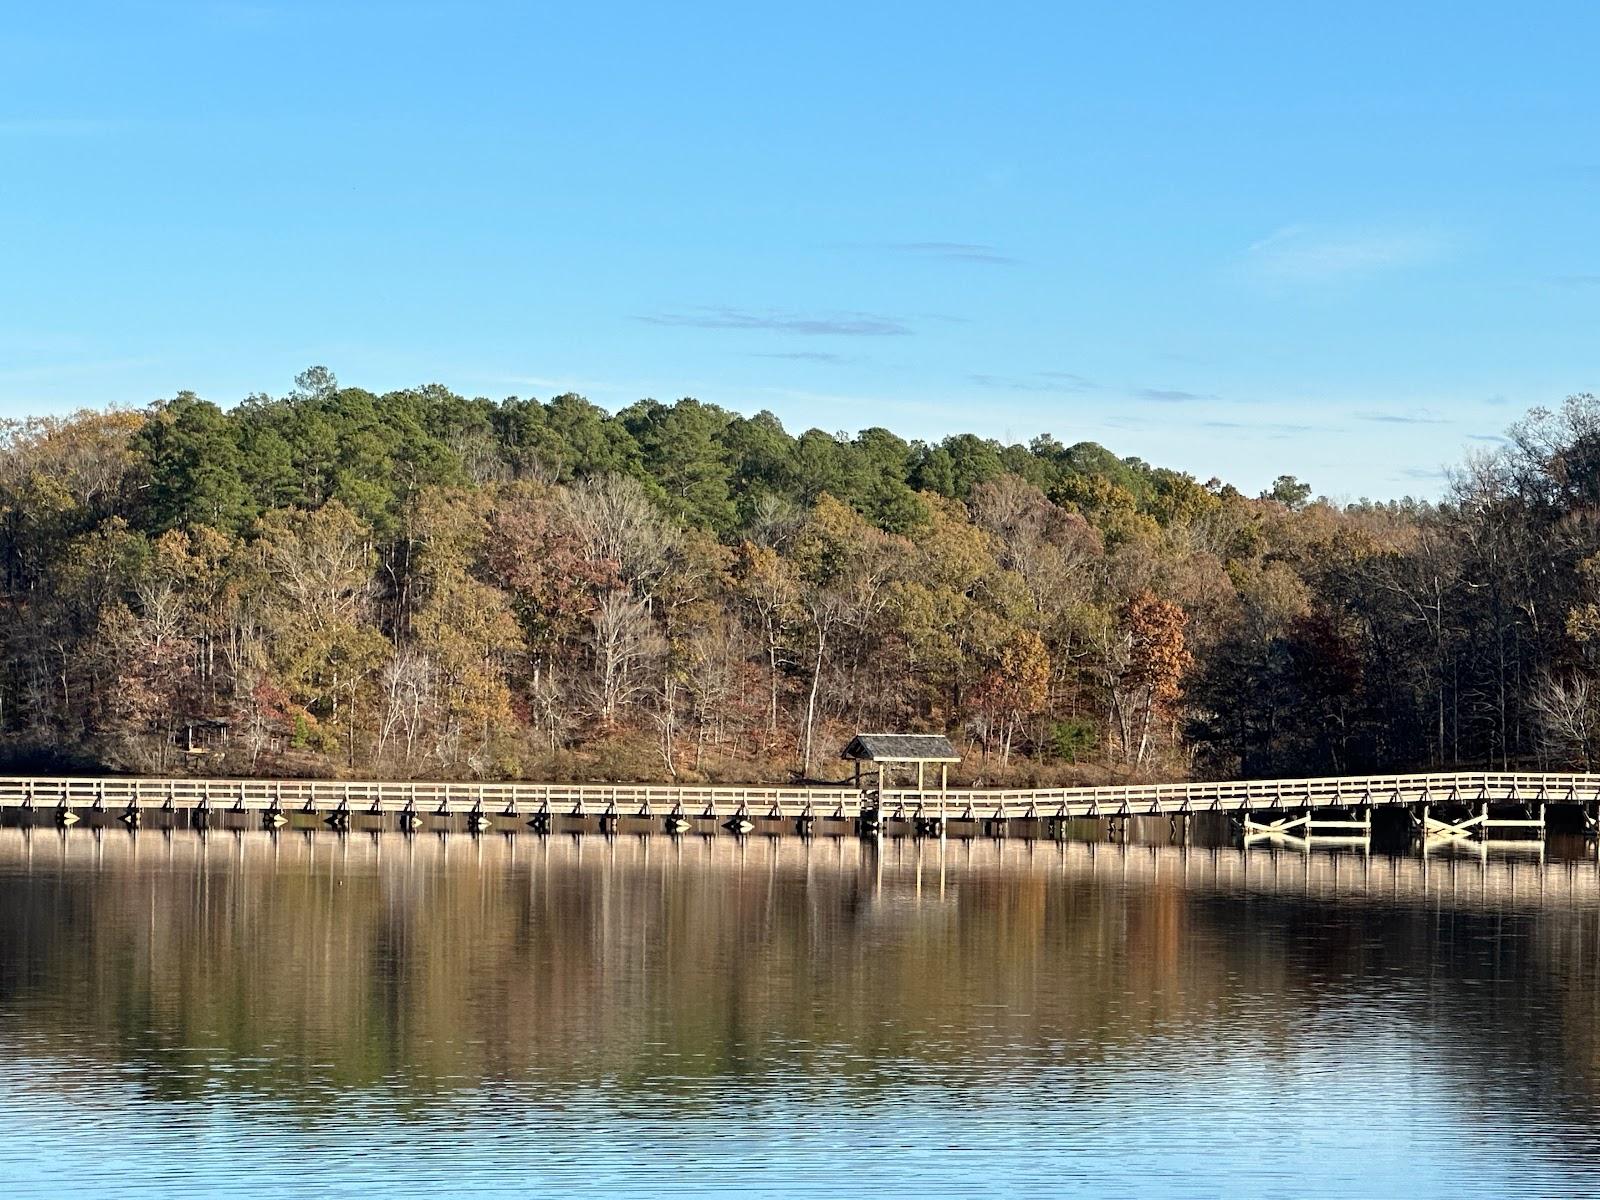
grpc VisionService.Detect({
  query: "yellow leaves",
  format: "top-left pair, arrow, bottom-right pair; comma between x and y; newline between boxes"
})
1000,627 -> 1051,690
1055,473 -> 1134,520
1226,558 -> 1312,633
910,492 -> 999,591
412,486 -> 494,578
1569,555 -> 1600,646
0,408 -> 145,517
150,524 -> 238,594
732,539 -> 796,598
658,524 -> 734,628
987,627 -> 1051,717
1148,472 -> 1222,527
1579,552 -> 1600,589
1568,603 -> 1600,645
277,622 -> 391,712
886,578 -> 969,672
792,492 -> 886,584
1054,475 -> 1159,550
256,500 -> 376,634
408,486 -> 523,739
414,573 -> 523,663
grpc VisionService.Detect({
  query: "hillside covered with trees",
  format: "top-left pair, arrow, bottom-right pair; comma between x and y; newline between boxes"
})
2,369 -> 1598,785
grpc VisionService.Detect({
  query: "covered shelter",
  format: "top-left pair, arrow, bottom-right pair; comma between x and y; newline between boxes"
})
841,733 -> 961,794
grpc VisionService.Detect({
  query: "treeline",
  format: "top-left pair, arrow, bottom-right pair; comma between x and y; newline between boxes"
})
2,368 -> 1598,783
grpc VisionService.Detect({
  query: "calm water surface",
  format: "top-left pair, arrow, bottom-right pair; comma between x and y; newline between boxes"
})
4,828 -> 1600,1196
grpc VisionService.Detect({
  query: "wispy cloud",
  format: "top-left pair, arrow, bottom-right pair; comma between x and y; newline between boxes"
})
1037,370 -> 1096,387
877,241 -> 1017,265
1246,224 -> 1447,283
1201,419 -> 1324,437
1356,409 -> 1450,426
968,371 -> 1095,393
1467,433 -> 1512,445
1138,387 -> 1217,403
755,386 -> 980,425
467,372 -> 628,396
638,307 -> 912,336
749,351 -> 850,363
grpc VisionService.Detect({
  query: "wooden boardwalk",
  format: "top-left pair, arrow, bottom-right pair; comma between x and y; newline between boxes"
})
1,769 -> 1598,837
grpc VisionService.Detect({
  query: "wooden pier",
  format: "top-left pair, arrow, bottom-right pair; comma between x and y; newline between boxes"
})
2,769 -> 1600,840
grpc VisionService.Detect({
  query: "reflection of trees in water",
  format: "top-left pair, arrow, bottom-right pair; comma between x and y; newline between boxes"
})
3,831 -> 1600,1115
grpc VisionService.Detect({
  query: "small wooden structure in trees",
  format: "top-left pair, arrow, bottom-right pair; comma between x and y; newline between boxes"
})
841,733 -> 960,795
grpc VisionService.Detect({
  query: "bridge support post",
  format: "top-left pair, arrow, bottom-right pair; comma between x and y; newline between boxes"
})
1243,812 -> 1308,843
1423,806 -> 1484,841
1301,805 -> 1371,842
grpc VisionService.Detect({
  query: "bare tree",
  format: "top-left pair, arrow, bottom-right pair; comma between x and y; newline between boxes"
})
560,475 -> 677,593
376,649 -> 436,768
586,591 -> 664,727
1531,671 -> 1598,769
526,664 -> 574,752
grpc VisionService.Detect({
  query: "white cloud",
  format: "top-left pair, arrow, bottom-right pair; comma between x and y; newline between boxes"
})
1246,224 -> 1448,283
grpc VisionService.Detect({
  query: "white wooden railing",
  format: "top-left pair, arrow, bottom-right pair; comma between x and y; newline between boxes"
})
0,770 -> 1596,820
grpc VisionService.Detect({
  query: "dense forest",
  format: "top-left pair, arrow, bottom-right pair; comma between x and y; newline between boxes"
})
2,368 -> 1598,785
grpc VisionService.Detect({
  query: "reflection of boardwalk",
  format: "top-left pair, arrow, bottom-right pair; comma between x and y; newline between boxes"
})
883,839 -> 1600,915
1046,842 -> 1600,914
4,827 -> 1598,914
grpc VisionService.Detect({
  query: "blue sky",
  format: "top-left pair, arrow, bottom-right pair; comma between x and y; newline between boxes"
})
4,1 -> 1599,498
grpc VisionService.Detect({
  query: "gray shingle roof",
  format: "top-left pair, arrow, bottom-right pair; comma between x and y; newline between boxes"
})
841,733 -> 961,762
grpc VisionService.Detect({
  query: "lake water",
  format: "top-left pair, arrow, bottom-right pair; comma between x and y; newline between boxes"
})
5,828 -> 1600,1197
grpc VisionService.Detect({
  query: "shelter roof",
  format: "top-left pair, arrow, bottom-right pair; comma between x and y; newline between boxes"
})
841,733 -> 961,763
